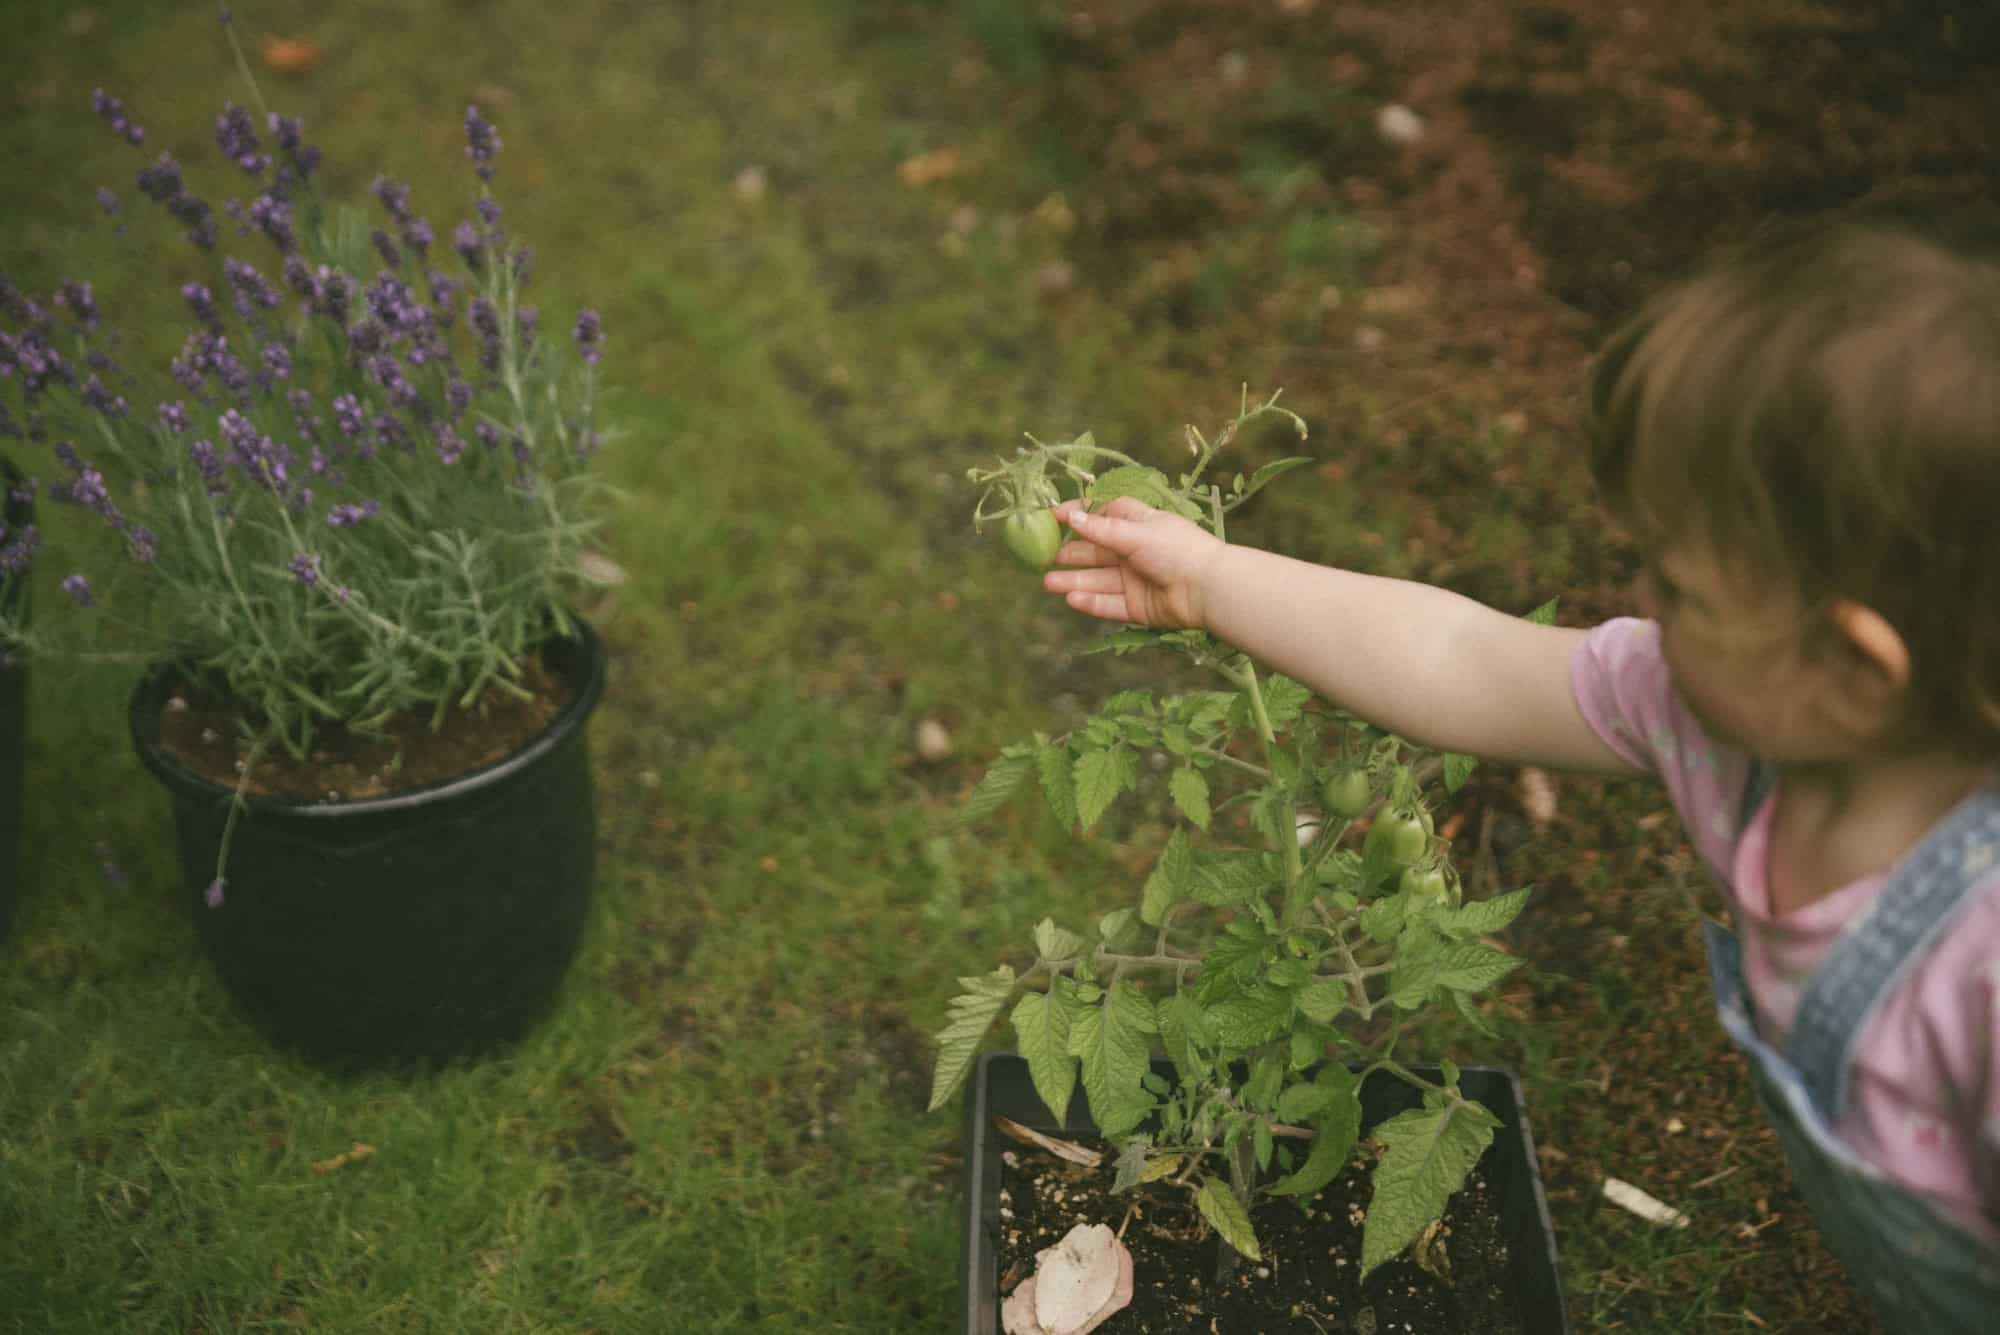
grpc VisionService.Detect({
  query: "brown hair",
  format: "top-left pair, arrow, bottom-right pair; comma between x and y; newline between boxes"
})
1587,202 -> 2000,756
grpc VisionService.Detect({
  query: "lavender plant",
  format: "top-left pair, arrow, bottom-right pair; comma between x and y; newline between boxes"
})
0,15 -> 613,764
934,391 -> 1544,1279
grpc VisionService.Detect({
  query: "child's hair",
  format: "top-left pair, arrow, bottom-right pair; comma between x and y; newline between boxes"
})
1586,201 -> 2000,757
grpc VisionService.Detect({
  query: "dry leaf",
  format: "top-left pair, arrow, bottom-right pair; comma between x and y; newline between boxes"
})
897,147 -> 962,187
1003,1224 -> 1135,1335
258,33 -> 323,76
994,1116 -> 1103,1168
310,1141 -> 376,1175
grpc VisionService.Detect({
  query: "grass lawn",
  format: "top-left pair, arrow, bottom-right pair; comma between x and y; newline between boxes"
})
3,2 -> 1907,1331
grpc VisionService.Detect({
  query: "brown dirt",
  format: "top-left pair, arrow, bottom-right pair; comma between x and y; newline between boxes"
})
154,657 -> 570,801
1001,1139 -> 1521,1335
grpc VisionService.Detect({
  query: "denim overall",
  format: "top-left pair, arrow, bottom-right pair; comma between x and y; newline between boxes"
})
1707,765 -> 2000,1331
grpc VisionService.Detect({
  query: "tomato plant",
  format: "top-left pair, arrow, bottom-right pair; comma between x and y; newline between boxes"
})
933,389 -> 1534,1281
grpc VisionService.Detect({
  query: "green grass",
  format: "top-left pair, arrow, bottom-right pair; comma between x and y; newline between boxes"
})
3,3 -> 1870,1332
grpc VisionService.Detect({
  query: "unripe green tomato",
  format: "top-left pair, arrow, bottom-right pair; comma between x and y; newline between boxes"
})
1366,809 -> 1430,868
1003,508 -> 1063,571
1321,768 -> 1372,819
1399,866 -> 1449,900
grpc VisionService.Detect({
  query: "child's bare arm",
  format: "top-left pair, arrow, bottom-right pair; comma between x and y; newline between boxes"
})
1049,498 -> 1643,776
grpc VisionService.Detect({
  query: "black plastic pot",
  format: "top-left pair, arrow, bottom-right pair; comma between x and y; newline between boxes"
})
0,458 -> 30,942
129,614 -> 606,1065
960,1051 -> 1569,1335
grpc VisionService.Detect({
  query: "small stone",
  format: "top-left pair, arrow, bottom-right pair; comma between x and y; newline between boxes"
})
1354,325 -> 1388,353
1035,261 -> 1077,298
732,165 -> 769,203
916,717 -> 953,763
1376,104 -> 1426,146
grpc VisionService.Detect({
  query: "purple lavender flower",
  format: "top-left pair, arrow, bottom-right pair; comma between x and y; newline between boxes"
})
452,221 -> 484,270
573,308 -> 603,365
332,393 -> 366,437
401,219 -> 433,257
476,195 -> 501,229
159,400 -> 191,434
56,280 -> 99,328
205,878 -> 225,910
327,499 -> 380,528
426,271 -> 458,319
371,176 -> 414,223
261,343 -> 292,382
267,113 -> 319,180
464,106 -> 501,180
189,439 -> 227,494
80,375 -> 128,418
445,376 -> 471,417
510,245 -> 533,285
127,525 -> 158,564
136,153 -> 183,203
435,423 -> 465,466
61,573 -> 94,606
474,421 -> 501,449
214,103 -> 268,175
223,256 -> 282,315
249,192 -> 294,251
371,227 -> 401,270
288,551 -> 321,586
0,525 -> 38,577
182,281 -> 222,329
95,186 -> 121,217
91,88 -> 145,146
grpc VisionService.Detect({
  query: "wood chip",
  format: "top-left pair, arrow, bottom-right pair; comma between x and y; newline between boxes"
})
1602,1176 -> 1689,1228
995,1117 -> 1104,1168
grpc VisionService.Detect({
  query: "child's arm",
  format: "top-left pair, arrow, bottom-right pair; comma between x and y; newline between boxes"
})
1049,497 -> 1644,776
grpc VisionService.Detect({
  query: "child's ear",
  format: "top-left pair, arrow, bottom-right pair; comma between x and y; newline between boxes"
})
1826,600 -> 1912,722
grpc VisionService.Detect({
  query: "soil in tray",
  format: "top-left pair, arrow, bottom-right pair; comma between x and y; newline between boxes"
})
998,1141 -> 1520,1335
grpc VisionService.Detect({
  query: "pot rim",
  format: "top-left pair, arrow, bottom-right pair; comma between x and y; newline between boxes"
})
128,609 -> 606,819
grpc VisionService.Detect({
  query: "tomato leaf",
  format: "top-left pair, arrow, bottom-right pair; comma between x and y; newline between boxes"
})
1196,1177 -> 1262,1260
1295,977 -> 1346,1024
1169,765 -> 1212,830
1434,887 -> 1532,939
1071,981 -> 1158,1139
1012,989 -> 1077,1123
1033,917 -> 1087,965
926,966 -> 1017,1112
1362,1097 -> 1500,1278
953,744 -> 1036,827
1141,827 -> 1194,926
1074,747 -> 1134,831
1268,1072 -> 1362,1198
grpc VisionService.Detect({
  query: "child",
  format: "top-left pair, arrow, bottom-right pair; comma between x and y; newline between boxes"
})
1042,206 -> 2000,1332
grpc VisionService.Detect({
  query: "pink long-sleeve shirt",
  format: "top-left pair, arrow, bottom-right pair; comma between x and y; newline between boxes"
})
1570,617 -> 2000,1242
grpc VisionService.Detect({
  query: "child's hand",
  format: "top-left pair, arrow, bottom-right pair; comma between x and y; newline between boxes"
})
1044,497 -> 1223,630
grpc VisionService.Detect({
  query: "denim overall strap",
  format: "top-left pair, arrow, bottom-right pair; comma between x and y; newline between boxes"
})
1784,784 -> 2000,1119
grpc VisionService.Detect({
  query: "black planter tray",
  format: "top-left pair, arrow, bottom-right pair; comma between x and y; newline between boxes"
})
959,1050 -> 1569,1335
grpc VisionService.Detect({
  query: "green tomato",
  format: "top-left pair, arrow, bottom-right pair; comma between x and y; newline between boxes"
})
1003,507 -> 1063,571
1399,866 -> 1449,900
1321,769 -> 1372,819
1366,809 -> 1430,868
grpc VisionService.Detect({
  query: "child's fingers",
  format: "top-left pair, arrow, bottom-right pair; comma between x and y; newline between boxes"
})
1060,588 -> 1131,623
1043,566 -> 1124,597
